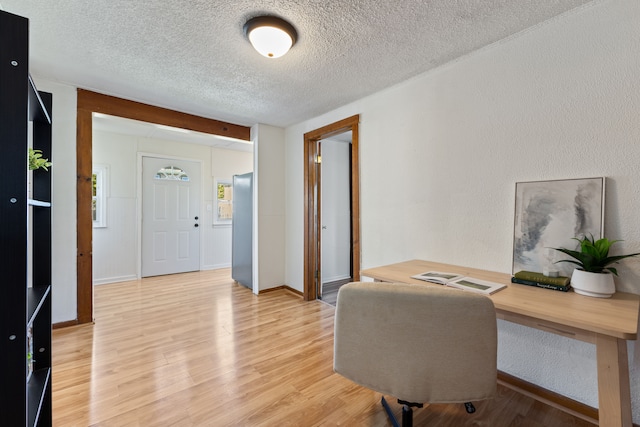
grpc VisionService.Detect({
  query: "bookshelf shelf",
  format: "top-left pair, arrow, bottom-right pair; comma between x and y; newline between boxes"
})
28,199 -> 52,208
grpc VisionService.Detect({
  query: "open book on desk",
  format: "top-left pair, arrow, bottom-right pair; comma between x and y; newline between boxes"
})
410,271 -> 507,295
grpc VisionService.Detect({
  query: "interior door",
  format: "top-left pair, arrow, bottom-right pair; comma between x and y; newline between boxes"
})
320,136 -> 352,297
142,157 -> 201,277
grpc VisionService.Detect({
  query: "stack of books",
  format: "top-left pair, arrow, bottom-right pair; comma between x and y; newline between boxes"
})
511,270 -> 571,292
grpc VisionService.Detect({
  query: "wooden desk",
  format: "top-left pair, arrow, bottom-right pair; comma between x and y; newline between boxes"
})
361,260 -> 640,427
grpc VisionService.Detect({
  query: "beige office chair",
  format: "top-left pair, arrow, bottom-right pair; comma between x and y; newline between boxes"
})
333,281 -> 497,427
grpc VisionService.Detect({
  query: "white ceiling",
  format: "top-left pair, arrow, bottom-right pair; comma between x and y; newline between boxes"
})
3,0 -> 594,133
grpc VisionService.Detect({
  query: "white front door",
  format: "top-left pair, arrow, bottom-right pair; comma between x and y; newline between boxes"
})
142,157 -> 201,277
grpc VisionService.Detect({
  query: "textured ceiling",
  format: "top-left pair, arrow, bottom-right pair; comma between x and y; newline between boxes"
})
2,0 -> 594,129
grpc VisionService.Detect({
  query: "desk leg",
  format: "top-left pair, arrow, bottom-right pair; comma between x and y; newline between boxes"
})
596,334 -> 632,427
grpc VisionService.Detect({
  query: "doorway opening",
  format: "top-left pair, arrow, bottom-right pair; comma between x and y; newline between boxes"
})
317,133 -> 352,305
75,89 -> 250,324
303,115 -> 360,301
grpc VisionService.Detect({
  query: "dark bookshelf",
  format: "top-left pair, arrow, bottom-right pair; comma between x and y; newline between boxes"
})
1,10 -> 53,427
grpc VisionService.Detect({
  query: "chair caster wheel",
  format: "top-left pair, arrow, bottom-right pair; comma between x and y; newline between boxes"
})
464,402 -> 476,414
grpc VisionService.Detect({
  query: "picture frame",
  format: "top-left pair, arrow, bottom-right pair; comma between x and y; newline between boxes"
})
512,177 -> 605,276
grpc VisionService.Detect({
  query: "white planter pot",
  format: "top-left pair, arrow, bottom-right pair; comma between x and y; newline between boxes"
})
570,268 -> 615,298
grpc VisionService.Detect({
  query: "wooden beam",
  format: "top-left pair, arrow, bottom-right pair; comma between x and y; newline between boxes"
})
77,89 -> 250,141
76,107 -> 93,324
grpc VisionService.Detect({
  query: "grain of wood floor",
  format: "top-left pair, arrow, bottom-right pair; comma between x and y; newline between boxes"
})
52,269 -> 595,426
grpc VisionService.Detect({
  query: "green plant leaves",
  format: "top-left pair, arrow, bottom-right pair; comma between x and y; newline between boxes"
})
28,148 -> 52,171
551,234 -> 640,276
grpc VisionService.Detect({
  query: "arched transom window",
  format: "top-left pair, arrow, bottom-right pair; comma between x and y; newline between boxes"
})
154,165 -> 190,181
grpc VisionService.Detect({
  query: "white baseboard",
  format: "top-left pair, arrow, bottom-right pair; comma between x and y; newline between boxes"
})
201,263 -> 231,271
93,274 -> 138,285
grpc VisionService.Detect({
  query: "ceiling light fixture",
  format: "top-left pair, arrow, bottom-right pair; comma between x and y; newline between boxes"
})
243,16 -> 297,59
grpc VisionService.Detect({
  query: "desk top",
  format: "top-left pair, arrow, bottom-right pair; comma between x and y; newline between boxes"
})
361,260 -> 640,340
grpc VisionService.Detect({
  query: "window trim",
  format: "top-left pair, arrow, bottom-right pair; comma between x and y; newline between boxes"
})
214,178 -> 233,225
92,164 -> 109,228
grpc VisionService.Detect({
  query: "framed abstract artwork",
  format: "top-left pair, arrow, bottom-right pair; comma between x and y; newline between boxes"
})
512,177 -> 605,276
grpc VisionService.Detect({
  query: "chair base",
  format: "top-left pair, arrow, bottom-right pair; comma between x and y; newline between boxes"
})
381,396 -> 477,427
381,397 -> 422,427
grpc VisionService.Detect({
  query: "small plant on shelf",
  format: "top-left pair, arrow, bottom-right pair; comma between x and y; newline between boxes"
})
28,147 -> 52,171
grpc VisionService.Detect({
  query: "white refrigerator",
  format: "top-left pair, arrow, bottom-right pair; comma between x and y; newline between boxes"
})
231,172 -> 252,289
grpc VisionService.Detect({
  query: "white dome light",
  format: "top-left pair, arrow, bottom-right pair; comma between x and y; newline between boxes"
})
244,16 -> 297,59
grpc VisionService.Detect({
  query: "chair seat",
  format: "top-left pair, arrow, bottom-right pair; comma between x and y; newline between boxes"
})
333,281 -> 497,417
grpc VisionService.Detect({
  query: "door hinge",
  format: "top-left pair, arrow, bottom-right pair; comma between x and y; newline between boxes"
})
315,155 -> 322,164
315,270 -> 319,279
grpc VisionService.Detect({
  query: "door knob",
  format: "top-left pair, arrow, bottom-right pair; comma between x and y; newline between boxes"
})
194,216 -> 199,220
194,223 -> 199,228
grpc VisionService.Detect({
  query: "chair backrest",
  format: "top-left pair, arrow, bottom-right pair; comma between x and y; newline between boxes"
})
333,281 -> 497,404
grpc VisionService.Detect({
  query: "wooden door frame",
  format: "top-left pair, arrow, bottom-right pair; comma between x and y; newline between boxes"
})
303,115 -> 360,301
75,89 -> 250,324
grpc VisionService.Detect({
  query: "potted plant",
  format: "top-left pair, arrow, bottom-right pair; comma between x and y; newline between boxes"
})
28,148 -> 52,171
552,235 -> 640,298
27,148 -> 52,198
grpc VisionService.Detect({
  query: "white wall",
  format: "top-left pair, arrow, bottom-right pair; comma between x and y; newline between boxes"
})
211,146 -> 253,179
253,124 -> 286,292
210,147 -> 254,270
92,129 -> 253,284
31,78 -> 77,324
92,131 -> 137,284
285,0 -> 640,421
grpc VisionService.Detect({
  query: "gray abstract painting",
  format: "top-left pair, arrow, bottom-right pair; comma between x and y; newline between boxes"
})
512,177 -> 604,276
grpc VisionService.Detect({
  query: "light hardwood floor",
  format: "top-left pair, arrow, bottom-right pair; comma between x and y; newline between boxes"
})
52,269 -> 595,426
